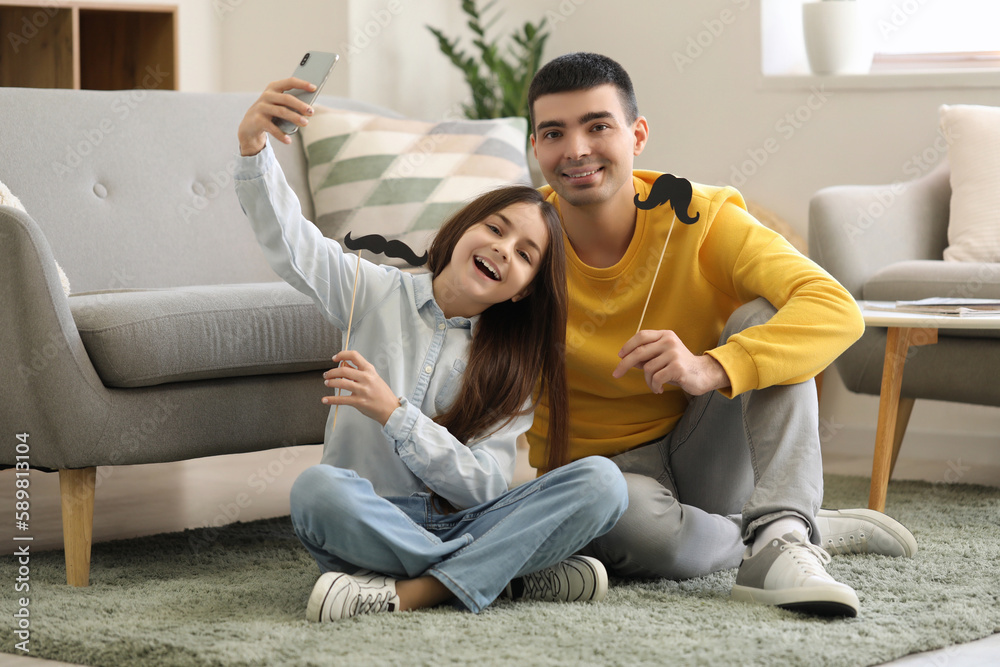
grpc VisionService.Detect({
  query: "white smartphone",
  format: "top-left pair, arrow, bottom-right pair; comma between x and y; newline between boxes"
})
274,51 -> 339,135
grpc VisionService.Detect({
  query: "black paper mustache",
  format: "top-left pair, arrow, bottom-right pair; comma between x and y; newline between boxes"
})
343,232 -> 428,267
633,174 -> 700,225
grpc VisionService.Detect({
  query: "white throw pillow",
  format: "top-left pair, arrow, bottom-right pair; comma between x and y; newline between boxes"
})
940,104 -> 1000,263
0,179 -> 72,296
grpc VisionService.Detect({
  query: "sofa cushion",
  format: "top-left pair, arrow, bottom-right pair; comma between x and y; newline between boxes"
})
863,260 -> 1000,338
299,107 -> 530,267
70,283 -> 341,388
863,260 -> 1000,301
939,104 -> 1000,263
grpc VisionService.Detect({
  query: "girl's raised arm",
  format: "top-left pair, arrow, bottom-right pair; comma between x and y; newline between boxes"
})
234,138 -> 395,330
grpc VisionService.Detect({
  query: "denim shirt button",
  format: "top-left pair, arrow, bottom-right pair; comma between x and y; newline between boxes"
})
424,365 -> 433,374
438,323 -> 446,330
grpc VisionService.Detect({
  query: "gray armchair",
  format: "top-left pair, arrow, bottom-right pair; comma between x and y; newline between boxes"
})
0,88 -> 406,586
808,162 -> 1000,508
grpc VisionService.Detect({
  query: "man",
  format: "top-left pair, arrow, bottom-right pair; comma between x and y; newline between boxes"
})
525,52 -> 916,617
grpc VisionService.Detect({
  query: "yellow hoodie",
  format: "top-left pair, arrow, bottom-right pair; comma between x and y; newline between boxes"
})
527,171 -> 864,468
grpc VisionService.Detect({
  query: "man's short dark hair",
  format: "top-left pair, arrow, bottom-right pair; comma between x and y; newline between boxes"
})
528,52 -> 639,131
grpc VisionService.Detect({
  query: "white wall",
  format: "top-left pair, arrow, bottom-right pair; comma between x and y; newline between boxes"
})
218,0 -> 350,95
206,0 -> 1000,471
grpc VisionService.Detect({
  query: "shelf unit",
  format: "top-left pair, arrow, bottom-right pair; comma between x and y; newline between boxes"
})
0,1 -> 177,90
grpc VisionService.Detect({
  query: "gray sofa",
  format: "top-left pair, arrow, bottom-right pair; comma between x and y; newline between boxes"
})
809,162 -> 1000,404
0,88 -> 413,586
808,163 -> 1000,499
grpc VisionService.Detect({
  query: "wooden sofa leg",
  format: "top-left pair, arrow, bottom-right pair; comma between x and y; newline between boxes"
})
59,468 -> 97,587
889,398 -> 915,480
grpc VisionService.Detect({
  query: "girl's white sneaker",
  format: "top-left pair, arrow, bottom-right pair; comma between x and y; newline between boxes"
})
503,555 -> 608,603
306,570 -> 400,622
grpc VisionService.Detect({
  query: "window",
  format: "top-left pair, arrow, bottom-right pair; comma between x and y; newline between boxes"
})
761,0 -> 1000,78
869,0 -> 1000,70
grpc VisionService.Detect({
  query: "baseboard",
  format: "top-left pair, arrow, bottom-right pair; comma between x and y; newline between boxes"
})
823,424 -> 1000,486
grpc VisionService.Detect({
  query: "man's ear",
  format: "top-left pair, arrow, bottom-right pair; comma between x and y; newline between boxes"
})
530,133 -> 537,159
632,116 -> 649,157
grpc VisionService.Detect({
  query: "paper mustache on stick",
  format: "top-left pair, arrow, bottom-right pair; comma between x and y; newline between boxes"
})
344,232 -> 429,267
634,173 -> 700,224
633,174 -> 701,334
331,232 -> 427,432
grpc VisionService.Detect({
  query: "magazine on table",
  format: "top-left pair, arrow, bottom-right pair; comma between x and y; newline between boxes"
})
866,297 -> 1000,317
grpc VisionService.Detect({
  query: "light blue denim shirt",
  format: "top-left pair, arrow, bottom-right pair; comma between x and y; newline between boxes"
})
234,141 -> 527,509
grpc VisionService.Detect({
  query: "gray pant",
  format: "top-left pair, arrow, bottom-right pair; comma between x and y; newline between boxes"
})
579,298 -> 823,579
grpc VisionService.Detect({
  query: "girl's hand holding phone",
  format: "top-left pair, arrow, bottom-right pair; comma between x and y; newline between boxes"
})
322,351 -> 401,426
237,78 -> 316,157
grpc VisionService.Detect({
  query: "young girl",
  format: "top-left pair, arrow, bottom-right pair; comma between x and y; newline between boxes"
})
235,79 -> 628,621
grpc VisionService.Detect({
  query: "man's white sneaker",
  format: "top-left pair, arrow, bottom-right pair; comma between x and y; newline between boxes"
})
503,555 -> 608,603
731,532 -> 860,617
817,508 -> 917,558
306,570 -> 400,622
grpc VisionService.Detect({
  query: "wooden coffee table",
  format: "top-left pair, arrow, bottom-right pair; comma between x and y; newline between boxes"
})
858,301 -> 1000,511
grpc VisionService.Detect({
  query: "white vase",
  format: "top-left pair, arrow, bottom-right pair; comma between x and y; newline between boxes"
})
802,1 -> 873,75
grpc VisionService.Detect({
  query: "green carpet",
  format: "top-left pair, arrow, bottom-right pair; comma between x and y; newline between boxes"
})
2,474 -> 999,667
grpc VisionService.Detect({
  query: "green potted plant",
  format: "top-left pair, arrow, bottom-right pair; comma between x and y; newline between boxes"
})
427,0 -> 550,138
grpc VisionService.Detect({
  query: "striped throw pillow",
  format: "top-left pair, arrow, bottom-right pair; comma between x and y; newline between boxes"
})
299,107 -> 531,267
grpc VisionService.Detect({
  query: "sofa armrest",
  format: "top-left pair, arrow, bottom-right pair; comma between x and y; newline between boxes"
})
808,162 -> 951,298
0,205 -> 111,468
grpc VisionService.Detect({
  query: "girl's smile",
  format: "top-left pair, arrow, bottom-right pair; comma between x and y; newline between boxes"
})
434,201 -> 550,319
473,255 -> 502,281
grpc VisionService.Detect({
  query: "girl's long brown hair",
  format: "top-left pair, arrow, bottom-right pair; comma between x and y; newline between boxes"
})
427,185 -> 569,475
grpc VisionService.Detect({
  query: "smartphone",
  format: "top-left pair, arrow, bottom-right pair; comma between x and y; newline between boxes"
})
274,51 -> 340,135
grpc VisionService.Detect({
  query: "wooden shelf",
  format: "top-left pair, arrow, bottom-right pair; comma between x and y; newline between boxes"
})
0,1 -> 177,90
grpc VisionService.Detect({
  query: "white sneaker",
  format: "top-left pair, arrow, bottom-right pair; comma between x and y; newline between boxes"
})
503,555 -> 608,603
817,508 -> 917,558
306,570 -> 400,622
731,532 -> 859,617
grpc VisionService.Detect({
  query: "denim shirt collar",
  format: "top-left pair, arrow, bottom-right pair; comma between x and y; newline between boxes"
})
412,272 -> 477,330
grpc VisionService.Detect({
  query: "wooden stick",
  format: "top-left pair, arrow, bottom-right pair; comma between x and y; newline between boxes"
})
636,214 -> 677,334
330,249 -> 363,432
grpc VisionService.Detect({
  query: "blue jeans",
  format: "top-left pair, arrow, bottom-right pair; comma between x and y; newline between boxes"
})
580,298 -> 824,579
289,456 -> 628,613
